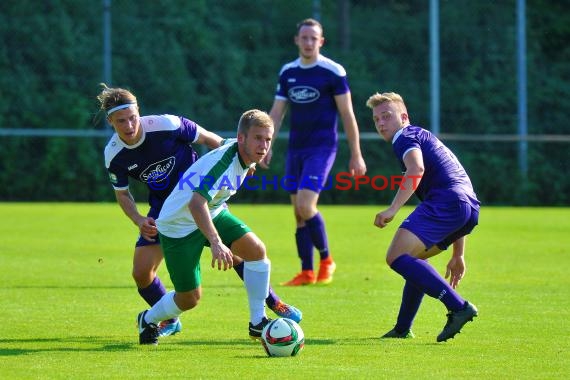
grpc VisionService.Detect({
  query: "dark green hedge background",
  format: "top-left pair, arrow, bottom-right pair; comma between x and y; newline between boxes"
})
1,0 -> 569,205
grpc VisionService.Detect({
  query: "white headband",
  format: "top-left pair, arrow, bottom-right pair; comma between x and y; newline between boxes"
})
106,103 -> 137,116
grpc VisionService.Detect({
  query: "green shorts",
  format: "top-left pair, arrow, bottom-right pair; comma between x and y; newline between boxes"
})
158,209 -> 252,292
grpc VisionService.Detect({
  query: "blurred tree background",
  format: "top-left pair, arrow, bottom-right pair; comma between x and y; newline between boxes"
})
0,0 -> 568,205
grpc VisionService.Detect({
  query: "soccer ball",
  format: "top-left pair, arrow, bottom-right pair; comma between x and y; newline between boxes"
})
261,318 -> 305,357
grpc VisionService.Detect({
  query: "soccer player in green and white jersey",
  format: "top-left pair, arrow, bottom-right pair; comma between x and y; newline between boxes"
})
137,109 -> 275,345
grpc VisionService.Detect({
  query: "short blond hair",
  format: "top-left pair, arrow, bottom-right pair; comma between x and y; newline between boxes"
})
365,92 -> 406,110
237,109 -> 273,135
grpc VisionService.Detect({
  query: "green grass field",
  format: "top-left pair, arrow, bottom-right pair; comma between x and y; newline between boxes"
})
1,203 -> 569,379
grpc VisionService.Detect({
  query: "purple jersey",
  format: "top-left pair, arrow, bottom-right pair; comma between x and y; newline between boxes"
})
275,55 -> 350,151
104,114 -> 200,215
392,125 -> 479,207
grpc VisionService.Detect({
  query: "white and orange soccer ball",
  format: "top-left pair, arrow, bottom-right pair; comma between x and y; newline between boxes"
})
261,318 -> 305,357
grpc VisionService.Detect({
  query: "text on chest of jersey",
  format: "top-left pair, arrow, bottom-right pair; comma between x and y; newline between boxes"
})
288,86 -> 320,103
139,157 -> 176,183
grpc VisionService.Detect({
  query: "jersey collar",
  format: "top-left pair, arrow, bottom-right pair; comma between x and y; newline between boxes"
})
392,128 -> 404,144
297,54 -> 322,69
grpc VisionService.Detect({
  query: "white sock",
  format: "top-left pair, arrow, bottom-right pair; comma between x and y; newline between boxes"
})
244,258 -> 270,325
145,291 -> 183,324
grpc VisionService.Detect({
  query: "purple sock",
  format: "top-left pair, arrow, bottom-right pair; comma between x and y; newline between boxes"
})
305,212 -> 329,260
234,261 -> 280,309
395,281 -> 425,332
390,254 -> 465,311
296,226 -> 314,271
138,276 -> 166,306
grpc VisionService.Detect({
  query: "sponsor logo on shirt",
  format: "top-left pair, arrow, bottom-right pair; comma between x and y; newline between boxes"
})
140,157 -> 175,187
288,86 -> 320,103
128,164 -> 138,170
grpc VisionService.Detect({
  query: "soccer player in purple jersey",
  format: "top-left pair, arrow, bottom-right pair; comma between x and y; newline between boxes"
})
99,85 -> 302,337
263,18 -> 367,286
366,92 -> 480,342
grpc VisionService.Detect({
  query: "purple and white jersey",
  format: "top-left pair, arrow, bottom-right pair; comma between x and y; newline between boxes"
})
274,55 -> 350,151
392,125 -> 479,207
104,114 -> 200,214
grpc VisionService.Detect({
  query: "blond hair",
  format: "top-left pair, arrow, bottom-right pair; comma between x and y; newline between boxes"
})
237,109 -> 274,135
365,92 -> 406,110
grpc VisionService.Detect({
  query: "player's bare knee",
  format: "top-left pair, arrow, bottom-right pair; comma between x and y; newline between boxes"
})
175,291 -> 200,311
132,268 -> 153,288
297,205 -> 316,221
249,238 -> 267,261
386,252 -> 401,266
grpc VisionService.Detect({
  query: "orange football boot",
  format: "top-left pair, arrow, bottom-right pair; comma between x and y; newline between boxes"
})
281,270 -> 316,286
316,257 -> 337,284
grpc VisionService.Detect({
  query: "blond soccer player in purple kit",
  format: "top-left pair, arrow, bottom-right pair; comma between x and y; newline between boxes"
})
264,18 -> 367,286
99,85 -> 302,340
366,92 -> 480,342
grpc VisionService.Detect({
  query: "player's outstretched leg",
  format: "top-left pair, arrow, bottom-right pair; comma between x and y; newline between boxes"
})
390,254 -> 477,342
437,301 -> 478,342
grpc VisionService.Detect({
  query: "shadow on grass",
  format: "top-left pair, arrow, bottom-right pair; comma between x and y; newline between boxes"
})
0,336 -> 438,357
0,336 -> 342,357
0,336 -> 136,356
173,337 -> 337,347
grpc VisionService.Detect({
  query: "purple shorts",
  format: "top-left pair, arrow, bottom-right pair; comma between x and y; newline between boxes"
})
400,200 -> 479,250
136,233 -> 160,247
283,149 -> 336,194
135,206 -> 161,247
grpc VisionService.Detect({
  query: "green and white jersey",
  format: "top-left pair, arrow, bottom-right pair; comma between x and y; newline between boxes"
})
156,139 -> 253,238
